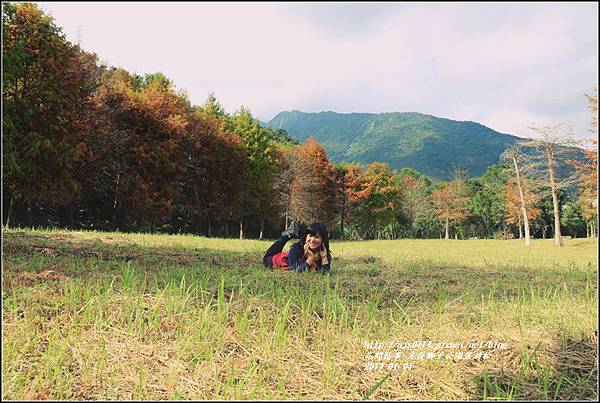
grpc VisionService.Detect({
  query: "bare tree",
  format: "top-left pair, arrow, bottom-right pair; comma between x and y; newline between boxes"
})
573,88 -> 598,238
451,166 -> 469,185
501,146 -> 533,246
519,123 -> 581,247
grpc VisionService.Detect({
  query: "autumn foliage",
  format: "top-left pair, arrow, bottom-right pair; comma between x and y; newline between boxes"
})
3,3 -> 596,240
573,90 -> 598,236
504,180 -> 541,237
432,180 -> 469,239
3,3 -> 98,207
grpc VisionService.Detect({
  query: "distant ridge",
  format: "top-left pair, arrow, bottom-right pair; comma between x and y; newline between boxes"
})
266,110 -> 528,180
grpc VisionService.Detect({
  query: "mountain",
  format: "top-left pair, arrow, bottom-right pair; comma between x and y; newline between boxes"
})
266,110 -> 528,180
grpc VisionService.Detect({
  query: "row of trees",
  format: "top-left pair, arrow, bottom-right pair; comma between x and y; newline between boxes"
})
3,3 -> 598,243
500,102 -> 598,247
428,108 -> 598,247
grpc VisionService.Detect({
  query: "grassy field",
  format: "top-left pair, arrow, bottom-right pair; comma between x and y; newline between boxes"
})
2,228 -> 597,400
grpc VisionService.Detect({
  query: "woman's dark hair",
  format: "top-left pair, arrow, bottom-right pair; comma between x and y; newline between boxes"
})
300,222 -> 330,256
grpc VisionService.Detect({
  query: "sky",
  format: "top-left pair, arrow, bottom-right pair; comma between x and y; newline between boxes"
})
37,2 -> 599,140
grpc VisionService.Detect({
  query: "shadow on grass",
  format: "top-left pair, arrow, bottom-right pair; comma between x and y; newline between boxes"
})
469,331 -> 598,400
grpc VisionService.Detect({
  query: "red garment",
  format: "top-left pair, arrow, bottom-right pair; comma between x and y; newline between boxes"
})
271,251 -> 290,270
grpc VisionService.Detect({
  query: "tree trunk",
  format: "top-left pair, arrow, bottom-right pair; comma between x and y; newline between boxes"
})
481,215 -> 490,237
511,155 -> 531,246
518,215 -> 523,239
259,220 -> 264,240
113,172 -> 120,209
239,219 -> 244,240
112,172 -> 121,230
207,215 -> 212,237
285,209 -> 289,229
547,155 -> 564,247
445,218 -> 449,240
5,195 -> 14,228
28,200 -> 33,228
225,222 -> 229,238
340,213 -> 345,241
66,203 -> 75,229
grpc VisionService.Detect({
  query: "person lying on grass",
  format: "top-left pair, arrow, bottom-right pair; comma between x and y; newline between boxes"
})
262,221 -> 331,273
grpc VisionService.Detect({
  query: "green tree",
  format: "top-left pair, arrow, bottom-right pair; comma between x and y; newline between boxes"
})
531,186 -> 568,240
466,164 -> 511,238
262,127 -> 300,146
561,200 -> 586,238
229,107 -> 278,239
200,92 -> 227,121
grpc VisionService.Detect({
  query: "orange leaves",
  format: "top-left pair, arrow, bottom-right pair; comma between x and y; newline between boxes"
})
400,175 -> 418,189
504,181 -> 521,226
286,138 -> 338,223
340,162 -> 402,235
571,89 -> 598,221
504,180 -> 540,225
298,138 -> 337,179
340,163 -> 368,203
75,68 -> 196,226
432,181 -> 469,223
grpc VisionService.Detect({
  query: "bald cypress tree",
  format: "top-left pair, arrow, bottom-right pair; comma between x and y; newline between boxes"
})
519,124 -> 580,247
3,3 -> 98,227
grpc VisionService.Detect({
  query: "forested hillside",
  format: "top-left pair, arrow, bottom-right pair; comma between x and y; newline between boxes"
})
267,111 -> 524,180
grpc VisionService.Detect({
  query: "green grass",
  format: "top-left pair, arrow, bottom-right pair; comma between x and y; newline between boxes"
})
2,227 -> 597,400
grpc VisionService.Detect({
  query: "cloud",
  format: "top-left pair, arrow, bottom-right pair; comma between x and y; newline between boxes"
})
37,2 -> 598,139
276,3 -> 402,36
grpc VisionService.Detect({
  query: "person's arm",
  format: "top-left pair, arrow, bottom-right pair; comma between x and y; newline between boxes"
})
299,261 -> 311,272
288,243 -> 307,272
320,249 -> 331,274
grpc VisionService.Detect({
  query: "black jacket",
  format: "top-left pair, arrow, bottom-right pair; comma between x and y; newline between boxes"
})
287,241 -> 331,273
